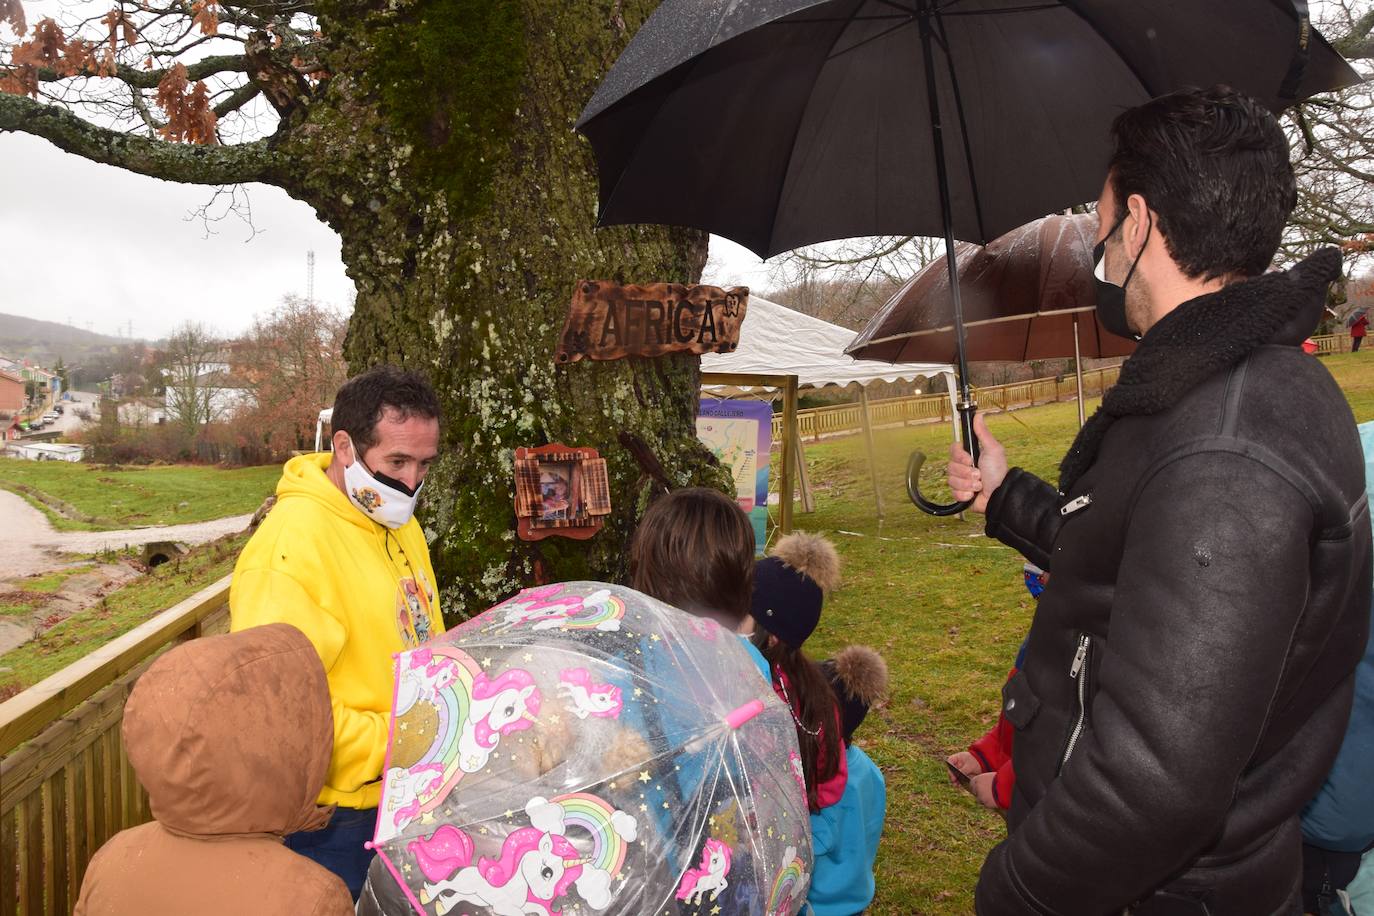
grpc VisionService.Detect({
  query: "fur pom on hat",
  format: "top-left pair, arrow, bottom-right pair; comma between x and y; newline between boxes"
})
769,531 -> 842,594
822,645 -> 889,743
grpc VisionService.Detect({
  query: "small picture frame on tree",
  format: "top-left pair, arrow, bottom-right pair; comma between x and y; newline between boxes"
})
514,444 -> 611,541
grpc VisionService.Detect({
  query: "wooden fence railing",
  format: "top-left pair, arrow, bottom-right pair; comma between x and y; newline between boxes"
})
0,576 -> 232,916
1311,333 -> 1351,355
774,365 -> 1123,442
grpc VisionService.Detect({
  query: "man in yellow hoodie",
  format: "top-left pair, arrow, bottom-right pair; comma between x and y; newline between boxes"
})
230,364 -> 445,899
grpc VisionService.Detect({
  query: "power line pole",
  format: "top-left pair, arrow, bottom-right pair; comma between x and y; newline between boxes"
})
307,250 -> 316,307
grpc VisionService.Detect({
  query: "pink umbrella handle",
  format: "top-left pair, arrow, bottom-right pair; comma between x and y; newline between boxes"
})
725,700 -> 765,730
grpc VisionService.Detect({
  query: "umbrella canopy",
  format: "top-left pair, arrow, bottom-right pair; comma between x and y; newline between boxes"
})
1347,308 -> 1368,328
364,582 -> 812,916
847,213 -> 1135,364
577,0 -> 1358,258
577,0 -> 1356,514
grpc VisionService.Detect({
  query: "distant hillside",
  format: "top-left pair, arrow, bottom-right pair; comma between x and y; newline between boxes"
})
0,313 -> 134,366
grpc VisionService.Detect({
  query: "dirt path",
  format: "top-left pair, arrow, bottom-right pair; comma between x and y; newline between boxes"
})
0,489 -> 251,579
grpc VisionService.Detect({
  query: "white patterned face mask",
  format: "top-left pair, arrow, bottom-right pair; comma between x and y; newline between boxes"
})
341,435 -> 423,529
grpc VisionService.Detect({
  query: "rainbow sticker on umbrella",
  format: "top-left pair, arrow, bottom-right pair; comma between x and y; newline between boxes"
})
490,584 -> 628,633
767,846 -> 810,916
541,792 -> 637,878
378,647 -> 542,842
399,792 -> 639,916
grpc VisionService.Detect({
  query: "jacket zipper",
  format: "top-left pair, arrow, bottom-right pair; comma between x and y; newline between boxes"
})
1060,634 -> 1092,771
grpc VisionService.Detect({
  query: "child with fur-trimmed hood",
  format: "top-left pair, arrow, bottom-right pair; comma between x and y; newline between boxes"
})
747,532 -> 888,916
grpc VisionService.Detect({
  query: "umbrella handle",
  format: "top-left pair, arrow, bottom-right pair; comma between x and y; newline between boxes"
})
907,404 -> 981,517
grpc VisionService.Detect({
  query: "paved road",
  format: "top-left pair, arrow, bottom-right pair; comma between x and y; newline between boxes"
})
0,489 -> 251,579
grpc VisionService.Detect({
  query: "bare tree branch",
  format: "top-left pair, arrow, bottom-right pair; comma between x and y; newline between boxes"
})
1334,8 -> 1374,58
36,54 -> 252,89
0,91 -> 283,184
213,82 -> 261,117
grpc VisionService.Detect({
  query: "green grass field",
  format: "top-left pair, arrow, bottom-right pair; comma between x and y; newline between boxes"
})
3,354 -> 1372,910
0,535 -> 247,700
0,460 -> 281,530
785,351 -> 1374,914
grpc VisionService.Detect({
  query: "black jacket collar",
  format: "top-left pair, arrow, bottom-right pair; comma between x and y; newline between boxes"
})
1058,247 -> 1342,492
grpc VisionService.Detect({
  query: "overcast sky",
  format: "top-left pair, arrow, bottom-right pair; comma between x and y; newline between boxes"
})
2,0 -> 1354,341
0,130 -> 773,342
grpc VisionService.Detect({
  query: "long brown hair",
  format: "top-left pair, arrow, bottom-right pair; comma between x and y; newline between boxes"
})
628,487 -> 755,628
752,632 -> 842,813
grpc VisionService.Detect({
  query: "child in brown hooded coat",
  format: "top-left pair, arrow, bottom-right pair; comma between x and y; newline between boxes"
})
74,623 -> 353,916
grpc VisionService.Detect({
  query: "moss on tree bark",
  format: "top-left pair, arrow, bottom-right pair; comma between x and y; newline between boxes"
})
280,0 -> 728,617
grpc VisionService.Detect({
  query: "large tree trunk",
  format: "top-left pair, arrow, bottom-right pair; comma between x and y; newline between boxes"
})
273,0 -> 726,617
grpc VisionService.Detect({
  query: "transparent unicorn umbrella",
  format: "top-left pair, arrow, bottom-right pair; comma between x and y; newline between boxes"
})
358,581 -> 814,916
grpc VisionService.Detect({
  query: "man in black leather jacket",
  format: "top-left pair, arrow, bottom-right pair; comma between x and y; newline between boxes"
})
948,86 -> 1372,915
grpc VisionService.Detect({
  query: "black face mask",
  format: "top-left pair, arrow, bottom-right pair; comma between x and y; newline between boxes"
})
362,458 -> 421,498
1093,211 -> 1152,342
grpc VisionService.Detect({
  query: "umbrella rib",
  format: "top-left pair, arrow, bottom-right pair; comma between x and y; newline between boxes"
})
934,10 -> 989,242
827,17 -> 916,62
1055,0 -> 1155,97
940,3 -> 1062,15
762,1 -> 872,258
779,14 -> 911,23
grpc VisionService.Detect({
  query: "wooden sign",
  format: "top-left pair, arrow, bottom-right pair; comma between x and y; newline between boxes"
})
556,282 -> 748,363
513,444 -> 611,541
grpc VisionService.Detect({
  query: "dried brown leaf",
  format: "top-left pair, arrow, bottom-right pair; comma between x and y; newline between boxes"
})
0,0 -> 27,37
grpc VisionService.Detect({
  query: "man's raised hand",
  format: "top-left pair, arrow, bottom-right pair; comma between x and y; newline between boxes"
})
946,412 -> 1007,515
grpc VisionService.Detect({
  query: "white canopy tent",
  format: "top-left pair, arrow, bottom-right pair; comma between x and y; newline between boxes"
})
703,296 -> 956,521
702,295 -> 954,391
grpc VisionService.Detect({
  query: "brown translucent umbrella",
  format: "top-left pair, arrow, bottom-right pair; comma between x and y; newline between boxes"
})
847,213 -> 1136,427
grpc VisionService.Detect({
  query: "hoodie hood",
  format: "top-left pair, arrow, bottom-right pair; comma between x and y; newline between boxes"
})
122,623 -> 334,837
277,452 -> 376,532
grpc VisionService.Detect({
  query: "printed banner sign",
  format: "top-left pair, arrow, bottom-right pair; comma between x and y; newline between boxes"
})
697,398 -> 772,556
557,282 -> 748,363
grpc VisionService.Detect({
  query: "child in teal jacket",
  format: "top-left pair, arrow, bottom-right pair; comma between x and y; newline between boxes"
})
747,533 -> 889,916
812,646 -> 889,916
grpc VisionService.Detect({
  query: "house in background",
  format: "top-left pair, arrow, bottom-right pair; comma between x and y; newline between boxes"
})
5,441 -> 86,462
117,397 -> 167,428
0,370 -> 24,414
164,366 -> 253,424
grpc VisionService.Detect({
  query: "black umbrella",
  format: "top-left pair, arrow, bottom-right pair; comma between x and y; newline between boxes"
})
577,0 -> 1358,514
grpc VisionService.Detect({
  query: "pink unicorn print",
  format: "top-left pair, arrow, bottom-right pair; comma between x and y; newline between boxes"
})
676,838 -> 733,906
556,668 -> 624,720
458,668 -> 541,773
387,762 -> 445,833
689,617 -> 721,642
413,825 -> 585,916
394,649 -> 458,716
497,585 -> 584,628
497,586 -> 622,633
788,751 -> 807,803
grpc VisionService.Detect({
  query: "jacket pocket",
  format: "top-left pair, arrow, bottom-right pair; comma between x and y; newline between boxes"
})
1001,669 -> 1041,730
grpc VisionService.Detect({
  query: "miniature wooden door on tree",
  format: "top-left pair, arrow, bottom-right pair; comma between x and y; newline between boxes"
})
513,444 -> 612,541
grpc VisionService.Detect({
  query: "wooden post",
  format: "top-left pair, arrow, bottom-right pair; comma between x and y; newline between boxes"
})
780,376 -> 798,536
793,433 -> 815,513
859,387 -> 885,522
1073,314 -> 1086,428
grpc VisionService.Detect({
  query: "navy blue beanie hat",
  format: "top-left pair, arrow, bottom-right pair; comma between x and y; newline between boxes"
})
750,557 -> 823,648
749,532 -> 841,649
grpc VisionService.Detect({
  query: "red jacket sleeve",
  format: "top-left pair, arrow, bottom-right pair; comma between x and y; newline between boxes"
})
970,668 -> 1018,810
